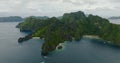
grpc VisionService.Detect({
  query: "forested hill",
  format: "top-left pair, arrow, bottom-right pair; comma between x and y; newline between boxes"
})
17,11 -> 120,56
0,16 -> 23,22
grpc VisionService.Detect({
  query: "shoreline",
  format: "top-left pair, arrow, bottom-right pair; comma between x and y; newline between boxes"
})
83,35 -> 100,39
32,37 -> 40,39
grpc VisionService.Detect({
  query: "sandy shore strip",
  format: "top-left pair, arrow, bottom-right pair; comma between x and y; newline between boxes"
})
83,35 -> 100,39
32,37 -> 40,39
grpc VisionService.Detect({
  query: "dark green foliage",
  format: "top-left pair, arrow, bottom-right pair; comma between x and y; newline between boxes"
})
17,11 -> 120,56
17,16 -> 49,32
58,46 -> 62,49
18,34 -> 32,43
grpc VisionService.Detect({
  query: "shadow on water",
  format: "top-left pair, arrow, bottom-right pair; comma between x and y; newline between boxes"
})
46,38 -> 120,57
19,31 -> 32,35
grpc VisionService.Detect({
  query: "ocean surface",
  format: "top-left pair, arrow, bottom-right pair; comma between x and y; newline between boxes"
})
0,22 -> 120,63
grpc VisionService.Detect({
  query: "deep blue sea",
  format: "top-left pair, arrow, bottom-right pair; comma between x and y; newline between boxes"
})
0,22 -> 120,63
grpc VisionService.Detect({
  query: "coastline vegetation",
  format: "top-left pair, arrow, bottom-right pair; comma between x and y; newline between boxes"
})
17,11 -> 120,56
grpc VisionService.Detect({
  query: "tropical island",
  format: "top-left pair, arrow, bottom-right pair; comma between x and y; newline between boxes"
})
108,16 -> 120,19
0,16 -> 23,22
17,11 -> 120,56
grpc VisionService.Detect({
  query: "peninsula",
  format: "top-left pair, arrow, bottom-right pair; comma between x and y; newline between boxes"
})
17,11 -> 120,56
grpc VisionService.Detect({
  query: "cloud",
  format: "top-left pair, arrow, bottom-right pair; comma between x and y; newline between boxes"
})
63,0 -> 98,5
110,0 -> 120,2
0,0 -> 119,17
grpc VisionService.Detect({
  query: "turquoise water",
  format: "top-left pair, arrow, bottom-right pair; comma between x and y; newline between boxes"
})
1,22 -> 120,63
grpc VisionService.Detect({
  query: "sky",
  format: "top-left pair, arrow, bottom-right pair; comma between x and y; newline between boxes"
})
0,0 -> 119,18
